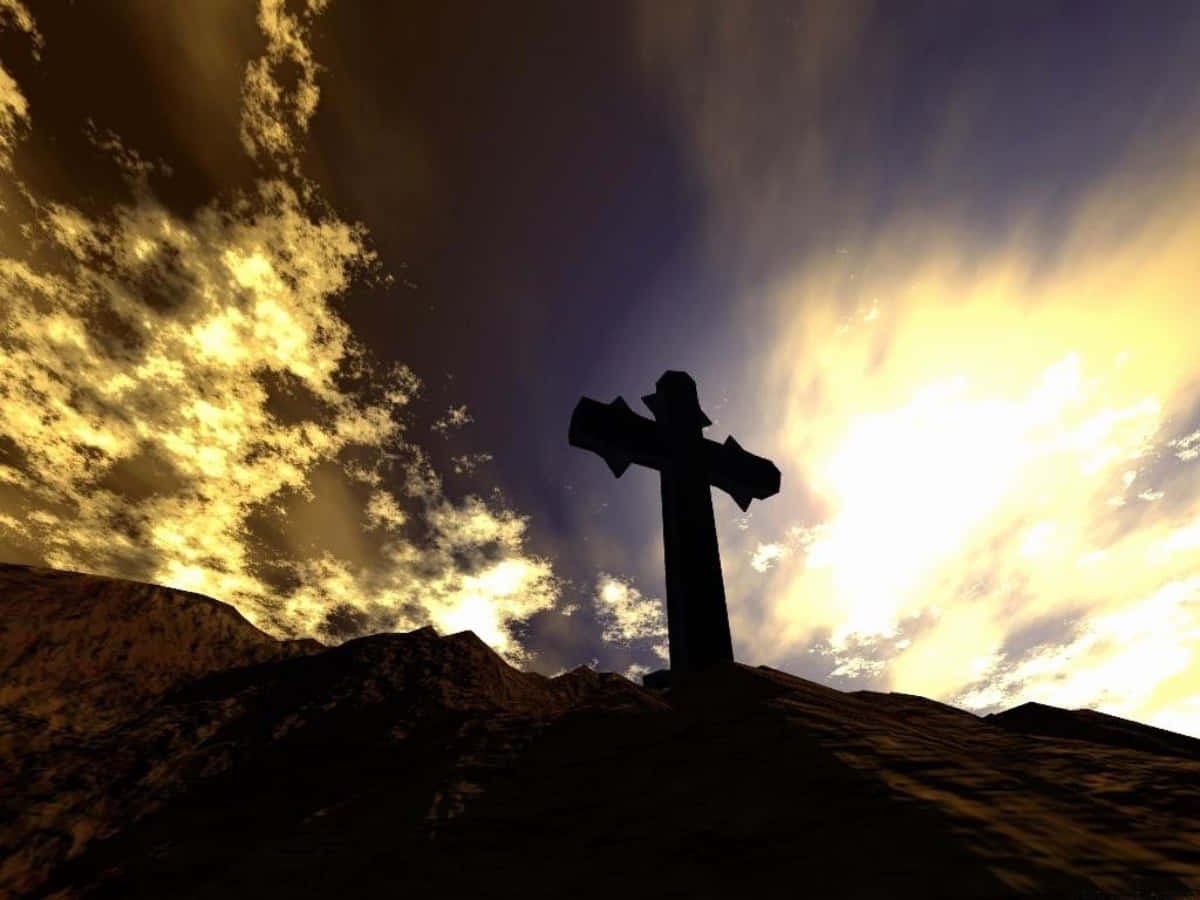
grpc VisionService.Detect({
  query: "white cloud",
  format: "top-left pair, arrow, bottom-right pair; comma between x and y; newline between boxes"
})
830,655 -> 885,678
1019,521 -> 1057,558
956,577 -> 1200,732
593,573 -> 668,646
750,542 -> 787,573
1145,517 -> 1200,566
1169,429 -> 1200,462
623,661 -> 653,683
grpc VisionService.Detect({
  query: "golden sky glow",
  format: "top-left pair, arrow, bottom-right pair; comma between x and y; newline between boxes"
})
634,1 -> 1200,737
734,163 -> 1200,738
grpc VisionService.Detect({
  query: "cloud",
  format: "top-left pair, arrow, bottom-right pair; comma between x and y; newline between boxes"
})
450,453 -> 493,476
1170,429 -> 1200,462
750,542 -> 787,573
432,403 -> 474,436
622,660 -> 654,684
240,0 -> 328,170
593,573 -> 669,659
0,0 -> 560,666
638,3 -> 1200,735
749,523 -> 830,574
954,576 -> 1200,726
0,0 -> 38,171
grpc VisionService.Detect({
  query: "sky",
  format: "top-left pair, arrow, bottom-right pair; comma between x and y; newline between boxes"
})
1,0 -> 1198,737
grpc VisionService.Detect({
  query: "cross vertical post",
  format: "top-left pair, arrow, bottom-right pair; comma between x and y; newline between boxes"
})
569,370 -> 781,687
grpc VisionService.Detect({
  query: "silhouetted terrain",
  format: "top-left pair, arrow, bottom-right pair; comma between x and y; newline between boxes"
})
2,562 -> 1198,898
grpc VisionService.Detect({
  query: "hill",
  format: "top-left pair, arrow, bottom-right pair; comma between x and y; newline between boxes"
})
2,563 -> 1198,898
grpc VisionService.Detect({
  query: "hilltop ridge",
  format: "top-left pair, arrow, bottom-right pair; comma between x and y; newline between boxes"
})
2,563 -> 1198,898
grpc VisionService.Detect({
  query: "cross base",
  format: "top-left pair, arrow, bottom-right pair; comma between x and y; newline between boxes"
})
641,669 -> 672,690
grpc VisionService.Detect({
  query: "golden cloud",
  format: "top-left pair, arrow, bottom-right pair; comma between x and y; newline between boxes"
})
0,0 -> 561,666
0,0 -> 38,171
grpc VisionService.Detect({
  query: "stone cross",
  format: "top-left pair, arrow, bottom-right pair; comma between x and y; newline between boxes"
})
569,370 -> 781,688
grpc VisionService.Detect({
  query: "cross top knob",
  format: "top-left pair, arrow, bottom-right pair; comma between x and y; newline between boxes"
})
641,370 -> 712,434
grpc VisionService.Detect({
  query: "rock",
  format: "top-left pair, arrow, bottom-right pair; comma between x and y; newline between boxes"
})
0,562 -> 322,733
3,564 -> 1198,898
985,699 -> 1200,762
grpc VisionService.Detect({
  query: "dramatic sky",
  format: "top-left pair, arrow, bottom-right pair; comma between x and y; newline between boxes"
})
2,1 -> 1199,736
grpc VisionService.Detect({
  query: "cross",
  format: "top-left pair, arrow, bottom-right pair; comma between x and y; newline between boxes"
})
569,370 -> 781,688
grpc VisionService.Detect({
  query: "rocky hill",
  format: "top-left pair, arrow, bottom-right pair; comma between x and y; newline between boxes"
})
0,563 -> 323,733
2,563 -> 1198,898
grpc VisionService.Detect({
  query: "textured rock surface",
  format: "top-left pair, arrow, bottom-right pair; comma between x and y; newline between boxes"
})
0,563 -> 324,895
0,563 -> 322,732
3,563 -> 1199,898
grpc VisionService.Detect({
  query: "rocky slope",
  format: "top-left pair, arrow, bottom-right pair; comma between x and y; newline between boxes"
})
2,563 -> 1198,898
0,563 -> 323,733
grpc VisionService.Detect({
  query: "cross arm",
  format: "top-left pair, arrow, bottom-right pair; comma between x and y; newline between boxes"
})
703,435 -> 781,511
569,396 -> 668,477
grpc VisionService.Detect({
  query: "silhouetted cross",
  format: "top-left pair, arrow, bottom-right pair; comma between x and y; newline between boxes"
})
569,371 -> 781,686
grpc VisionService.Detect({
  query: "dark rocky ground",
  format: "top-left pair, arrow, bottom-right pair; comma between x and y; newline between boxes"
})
2,562 -> 1198,898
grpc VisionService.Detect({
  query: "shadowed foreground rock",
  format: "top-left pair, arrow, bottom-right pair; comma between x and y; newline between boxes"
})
3,563 -> 1199,898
